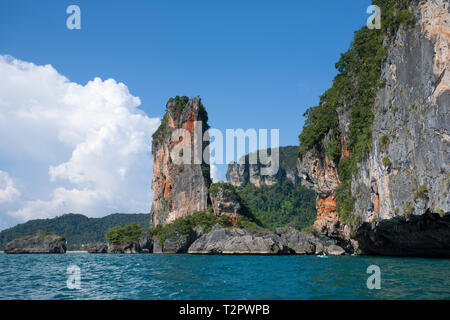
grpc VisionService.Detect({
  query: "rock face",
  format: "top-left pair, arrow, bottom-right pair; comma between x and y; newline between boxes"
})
87,243 -> 108,253
298,0 -> 450,257
211,186 -> 241,218
275,227 -> 325,255
226,162 -> 247,187
356,212 -> 450,257
153,231 -> 197,254
209,183 -> 250,226
139,235 -> 153,253
151,96 -> 211,227
107,242 -> 142,254
227,161 -> 284,187
326,245 -> 345,256
4,234 -> 66,254
226,146 -> 300,187
188,224 -> 287,254
298,146 -> 351,250
91,236 -> 152,254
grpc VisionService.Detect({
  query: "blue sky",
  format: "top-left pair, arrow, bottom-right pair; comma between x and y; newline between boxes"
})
0,0 -> 372,228
1,0 -> 371,143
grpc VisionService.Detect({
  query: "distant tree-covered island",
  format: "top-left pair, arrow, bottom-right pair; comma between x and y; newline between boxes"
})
0,213 -> 150,250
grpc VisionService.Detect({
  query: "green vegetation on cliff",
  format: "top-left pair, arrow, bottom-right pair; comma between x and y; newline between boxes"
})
209,181 -> 236,196
298,0 -> 415,224
0,213 -> 150,250
152,95 -> 210,143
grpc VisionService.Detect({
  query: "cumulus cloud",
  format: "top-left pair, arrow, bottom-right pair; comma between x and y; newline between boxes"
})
0,171 -> 20,203
0,55 -> 160,225
210,164 -> 223,183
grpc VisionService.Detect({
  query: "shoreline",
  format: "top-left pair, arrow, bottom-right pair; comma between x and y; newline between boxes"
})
1,250 -> 448,258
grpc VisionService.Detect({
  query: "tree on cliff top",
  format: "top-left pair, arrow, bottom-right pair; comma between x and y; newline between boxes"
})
152,95 -> 210,143
105,222 -> 143,244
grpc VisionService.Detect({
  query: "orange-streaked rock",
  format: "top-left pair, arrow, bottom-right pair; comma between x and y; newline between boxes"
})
316,196 -> 337,219
150,96 -> 210,226
374,193 -> 380,214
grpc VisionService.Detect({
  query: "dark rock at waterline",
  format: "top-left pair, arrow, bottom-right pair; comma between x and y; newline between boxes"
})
107,242 -> 141,254
275,227 -> 325,255
283,227 -> 325,254
87,243 -> 108,253
139,235 -> 153,253
188,224 -> 287,255
104,235 -> 153,254
4,234 -> 66,254
153,230 -> 198,253
355,212 -> 450,258
326,244 -> 345,256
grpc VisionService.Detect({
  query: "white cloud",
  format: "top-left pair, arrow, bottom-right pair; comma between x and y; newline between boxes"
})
0,171 -> 20,203
210,164 -> 223,183
0,55 -> 160,225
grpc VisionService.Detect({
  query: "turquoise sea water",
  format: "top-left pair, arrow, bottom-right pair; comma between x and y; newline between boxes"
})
0,253 -> 449,300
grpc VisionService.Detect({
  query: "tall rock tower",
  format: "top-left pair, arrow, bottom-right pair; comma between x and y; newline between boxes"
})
297,0 -> 449,257
150,96 -> 211,226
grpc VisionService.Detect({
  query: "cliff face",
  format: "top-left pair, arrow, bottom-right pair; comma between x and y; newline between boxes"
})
227,161 -> 286,187
298,0 -> 450,256
298,134 -> 352,249
210,184 -> 243,225
208,183 -> 257,226
226,146 -> 300,187
150,96 -> 211,226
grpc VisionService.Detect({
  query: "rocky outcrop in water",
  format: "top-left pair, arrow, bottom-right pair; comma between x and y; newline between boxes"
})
275,227 -> 325,255
87,243 -> 108,253
151,96 -> 211,227
153,230 -> 198,254
107,242 -> 142,254
187,224 -> 331,255
355,212 -> 450,257
326,245 -> 345,256
297,0 -> 450,257
4,234 -> 66,254
139,235 -> 153,253
104,235 -> 153,254
188,224 -> 287,255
